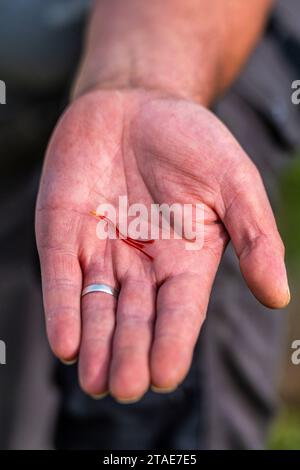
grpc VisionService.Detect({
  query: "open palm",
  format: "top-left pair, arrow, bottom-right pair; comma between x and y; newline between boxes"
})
36,90 -> 289,401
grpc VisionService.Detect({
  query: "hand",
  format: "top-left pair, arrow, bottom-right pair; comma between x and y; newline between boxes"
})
35,89 -> 289,401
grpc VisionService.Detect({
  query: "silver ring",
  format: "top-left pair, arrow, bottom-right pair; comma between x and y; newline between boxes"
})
81,283 -> 119,299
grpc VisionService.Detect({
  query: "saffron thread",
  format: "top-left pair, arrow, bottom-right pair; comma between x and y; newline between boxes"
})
90,211 -> 154,261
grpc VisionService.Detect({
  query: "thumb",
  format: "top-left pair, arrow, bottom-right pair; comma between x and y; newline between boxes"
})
217,157 -> 290,309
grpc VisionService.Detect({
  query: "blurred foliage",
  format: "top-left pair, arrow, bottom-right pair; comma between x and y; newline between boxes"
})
279,156 -> 300,273
269,157 -> 300,450
269,408 -> 300,450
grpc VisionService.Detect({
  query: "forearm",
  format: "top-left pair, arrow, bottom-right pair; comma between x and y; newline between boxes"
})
73,0 -> 273,105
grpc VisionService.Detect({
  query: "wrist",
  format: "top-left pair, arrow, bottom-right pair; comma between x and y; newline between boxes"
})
71,65 -> 218,107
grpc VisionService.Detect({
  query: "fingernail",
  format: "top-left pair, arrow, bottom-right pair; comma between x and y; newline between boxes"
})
151,385 -> 178,394
60,358 -> 77,365
90,391 -> 109,400
114,396 -> 142,405
286,286 -> 291,306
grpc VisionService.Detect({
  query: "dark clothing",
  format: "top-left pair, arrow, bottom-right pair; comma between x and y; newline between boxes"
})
0,0 -> 299,449
0,0 -> 90,95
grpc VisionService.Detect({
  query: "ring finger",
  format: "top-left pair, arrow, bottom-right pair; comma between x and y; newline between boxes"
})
79,262 -> 118,397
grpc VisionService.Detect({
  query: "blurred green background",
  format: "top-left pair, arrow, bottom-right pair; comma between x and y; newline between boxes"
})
268,156 -> 300,449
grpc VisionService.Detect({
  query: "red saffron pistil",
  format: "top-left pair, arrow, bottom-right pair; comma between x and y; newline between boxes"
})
90,211 -> 154,261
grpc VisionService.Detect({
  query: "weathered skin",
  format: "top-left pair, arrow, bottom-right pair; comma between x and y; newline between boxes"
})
36,89 -> 289,401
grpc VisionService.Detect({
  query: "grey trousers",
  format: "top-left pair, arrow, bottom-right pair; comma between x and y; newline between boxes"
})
0,2 -> 300,450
